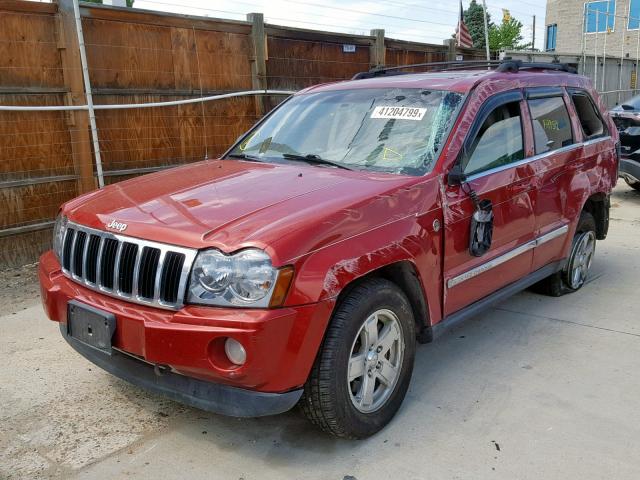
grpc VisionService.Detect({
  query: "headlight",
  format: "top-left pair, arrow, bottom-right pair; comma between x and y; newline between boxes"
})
52,214 -> 68,261
187,248 -> 292,308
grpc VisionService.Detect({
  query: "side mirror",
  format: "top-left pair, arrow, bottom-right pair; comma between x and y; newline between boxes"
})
448,164 -> 467,186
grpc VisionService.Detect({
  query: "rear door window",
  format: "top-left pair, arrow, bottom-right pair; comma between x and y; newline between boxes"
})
528,97 -> 574,154
570,91 -> 607,139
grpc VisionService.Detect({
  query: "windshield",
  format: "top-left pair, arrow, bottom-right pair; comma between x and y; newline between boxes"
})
228,88 -> 464,175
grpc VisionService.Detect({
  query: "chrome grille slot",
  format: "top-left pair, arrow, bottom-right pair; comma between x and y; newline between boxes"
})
62,228 -> 75,271
138,247 -> 161,300
117,242 -> 138,295
160,252 -> 186,304
60,222 -> 197,310
85,234 -> 101,284
72,231 -> 87,277
100,238 -> 118,290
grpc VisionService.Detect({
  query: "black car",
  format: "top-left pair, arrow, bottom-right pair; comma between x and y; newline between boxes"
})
611,95 -> 640,190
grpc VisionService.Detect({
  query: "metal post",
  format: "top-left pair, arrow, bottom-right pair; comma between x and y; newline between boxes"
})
618,0 -> 628,105
481,0 -> 491,61
532,15 -> 536,51
71,0 -> 104,188
602,11 -> 608,92
594,9 -> 599,88
636,20 -> 640,94
581,4 -> 587,75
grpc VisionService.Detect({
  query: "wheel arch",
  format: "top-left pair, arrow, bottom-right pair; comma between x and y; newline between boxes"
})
332,260 -> 431,343
581,191 -> 610,240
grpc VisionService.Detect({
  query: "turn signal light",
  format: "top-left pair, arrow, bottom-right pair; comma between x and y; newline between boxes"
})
268,266 -> 294,308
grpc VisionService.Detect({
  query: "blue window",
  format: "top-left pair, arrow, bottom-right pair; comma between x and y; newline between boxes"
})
585,1 -> 615,33
629,0 -> 640,29
546,24 -> 557,51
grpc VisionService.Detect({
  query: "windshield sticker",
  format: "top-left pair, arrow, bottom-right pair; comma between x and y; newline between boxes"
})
238,133 -> 256,151
382,147 -> 403,161
371,106 -> 427,121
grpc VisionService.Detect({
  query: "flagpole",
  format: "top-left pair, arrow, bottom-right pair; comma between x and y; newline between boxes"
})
481,0 -> 491,61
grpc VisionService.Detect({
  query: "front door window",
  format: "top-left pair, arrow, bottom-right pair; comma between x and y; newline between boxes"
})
462,101 -> 525,176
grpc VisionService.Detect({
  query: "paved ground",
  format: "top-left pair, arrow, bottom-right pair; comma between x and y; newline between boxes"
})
1,182 -> 639,480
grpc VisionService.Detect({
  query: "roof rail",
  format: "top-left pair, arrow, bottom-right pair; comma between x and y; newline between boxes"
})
351,59 -> 577,80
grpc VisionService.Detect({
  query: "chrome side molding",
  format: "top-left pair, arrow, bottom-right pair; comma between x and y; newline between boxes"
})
447,224 -> 569,288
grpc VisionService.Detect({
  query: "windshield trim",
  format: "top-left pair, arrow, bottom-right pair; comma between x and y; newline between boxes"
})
223,88 -> 467,176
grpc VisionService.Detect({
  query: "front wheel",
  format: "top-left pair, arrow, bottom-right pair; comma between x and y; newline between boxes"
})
300,278 -> 416,439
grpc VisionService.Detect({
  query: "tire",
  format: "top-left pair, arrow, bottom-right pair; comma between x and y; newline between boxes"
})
300,278 -> 416,439
624,178 -> 640,191
533,211 -> 597,297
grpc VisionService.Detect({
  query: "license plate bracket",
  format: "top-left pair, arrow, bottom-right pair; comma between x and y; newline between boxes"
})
67,300 -> 116,354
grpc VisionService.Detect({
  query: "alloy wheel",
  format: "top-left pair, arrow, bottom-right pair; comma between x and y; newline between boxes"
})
567,230 -> 596,290
348,309 -> 405,413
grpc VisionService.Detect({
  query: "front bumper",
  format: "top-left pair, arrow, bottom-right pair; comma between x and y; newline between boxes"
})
619,156 -> 640,183
39,251 -> 334,416
60,323 -> 302,416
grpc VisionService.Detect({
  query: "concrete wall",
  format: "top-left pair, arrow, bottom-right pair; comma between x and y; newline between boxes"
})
545,0 -> 640,58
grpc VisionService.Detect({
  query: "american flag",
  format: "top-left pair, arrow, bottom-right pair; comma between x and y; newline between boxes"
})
456,1 -> 473,49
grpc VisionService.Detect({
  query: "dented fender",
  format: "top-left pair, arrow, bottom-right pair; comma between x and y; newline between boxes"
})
283,175 -> 445,326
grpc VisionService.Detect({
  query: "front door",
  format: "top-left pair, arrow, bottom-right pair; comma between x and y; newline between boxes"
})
443,91 -> 537,315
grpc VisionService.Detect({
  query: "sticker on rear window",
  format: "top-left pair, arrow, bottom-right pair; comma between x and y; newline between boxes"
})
371,106 -> 427,120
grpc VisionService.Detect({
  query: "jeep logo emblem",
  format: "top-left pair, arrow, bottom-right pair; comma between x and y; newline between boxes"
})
106,220 -> 128,232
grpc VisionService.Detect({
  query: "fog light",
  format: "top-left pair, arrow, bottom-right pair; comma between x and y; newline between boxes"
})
224,338 -> 247,365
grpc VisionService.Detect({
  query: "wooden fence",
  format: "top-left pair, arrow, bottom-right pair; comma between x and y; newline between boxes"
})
0,0 -> 486,268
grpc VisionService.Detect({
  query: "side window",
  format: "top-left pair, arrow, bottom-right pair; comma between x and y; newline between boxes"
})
463,101 -> 524,176
546,24 -> 557,51
570,92 -> 607,139
528,97 -> 574,154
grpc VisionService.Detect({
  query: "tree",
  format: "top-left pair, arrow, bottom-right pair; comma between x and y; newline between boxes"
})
464,0 -> 492,50
488,16 -> 531,51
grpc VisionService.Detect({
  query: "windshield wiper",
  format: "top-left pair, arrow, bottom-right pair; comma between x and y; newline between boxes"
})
282,153 -> 353,171
226,152 -> 264,162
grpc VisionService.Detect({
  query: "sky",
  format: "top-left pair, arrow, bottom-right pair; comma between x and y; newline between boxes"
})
128,0 -> 548,51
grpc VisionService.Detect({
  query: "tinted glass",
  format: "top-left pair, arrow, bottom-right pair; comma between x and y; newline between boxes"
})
528,97 -> 574,154
571,92 -> 606,138
463,101 -> 524,175
229,88 -> 464,176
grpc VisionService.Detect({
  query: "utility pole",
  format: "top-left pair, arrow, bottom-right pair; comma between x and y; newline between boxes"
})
481,0 -> 491,61
532,15 -> 536,51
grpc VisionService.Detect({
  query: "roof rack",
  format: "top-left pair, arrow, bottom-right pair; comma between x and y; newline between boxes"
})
351,59 -> 577,80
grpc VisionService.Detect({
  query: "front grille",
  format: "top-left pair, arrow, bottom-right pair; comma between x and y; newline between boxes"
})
61,222 -> 197,310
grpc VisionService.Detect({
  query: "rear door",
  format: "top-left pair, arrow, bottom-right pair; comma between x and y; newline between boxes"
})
525,88 -> 581,270
443,90 -> 537,315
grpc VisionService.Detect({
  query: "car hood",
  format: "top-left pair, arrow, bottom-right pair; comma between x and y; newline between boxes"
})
64,160 -> 431,265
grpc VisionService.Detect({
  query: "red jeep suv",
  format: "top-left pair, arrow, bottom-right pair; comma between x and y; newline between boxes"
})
39,60 -> 618,438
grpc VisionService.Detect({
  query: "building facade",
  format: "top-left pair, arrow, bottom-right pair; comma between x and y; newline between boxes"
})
545,0 -> 640,57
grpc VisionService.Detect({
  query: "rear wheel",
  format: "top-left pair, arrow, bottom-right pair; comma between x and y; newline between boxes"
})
300,278 -> 415,439
533,211 -> 597,297
624,178 -> 640,191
